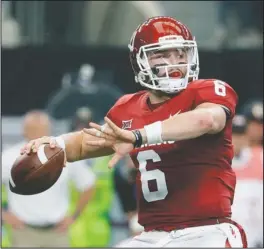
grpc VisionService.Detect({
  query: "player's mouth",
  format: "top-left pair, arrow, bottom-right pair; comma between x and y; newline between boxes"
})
169,70 -> 183,78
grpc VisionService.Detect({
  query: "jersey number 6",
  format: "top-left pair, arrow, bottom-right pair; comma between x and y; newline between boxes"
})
137,150 -> 168,202
214,80 -> 226,97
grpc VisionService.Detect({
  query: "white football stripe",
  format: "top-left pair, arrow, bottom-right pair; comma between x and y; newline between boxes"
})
9,174 -> 16,187
37,144 -> 48,164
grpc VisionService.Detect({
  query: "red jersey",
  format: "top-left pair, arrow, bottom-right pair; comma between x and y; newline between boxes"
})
107,79 -> 238,230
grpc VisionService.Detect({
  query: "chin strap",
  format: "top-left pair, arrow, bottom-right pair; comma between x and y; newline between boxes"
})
158,78 -> 187,93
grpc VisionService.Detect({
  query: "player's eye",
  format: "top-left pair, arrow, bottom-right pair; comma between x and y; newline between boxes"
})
163,52 -> 171,58
150,54 -> 163,60
177,54 -> 185,59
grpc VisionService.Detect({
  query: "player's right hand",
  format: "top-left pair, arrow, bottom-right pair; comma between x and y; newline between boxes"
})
20,136 -> 58,155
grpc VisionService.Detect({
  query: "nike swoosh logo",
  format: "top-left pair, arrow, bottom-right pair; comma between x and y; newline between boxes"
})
170,110 -> 181,118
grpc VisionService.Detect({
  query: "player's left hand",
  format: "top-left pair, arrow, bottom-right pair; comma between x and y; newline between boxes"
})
83,117 -> 135,168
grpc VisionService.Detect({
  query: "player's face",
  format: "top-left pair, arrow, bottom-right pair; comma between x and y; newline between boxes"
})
147,48 -> 188,79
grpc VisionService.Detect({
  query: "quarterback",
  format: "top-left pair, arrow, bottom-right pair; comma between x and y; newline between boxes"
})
21,16 -> 247,247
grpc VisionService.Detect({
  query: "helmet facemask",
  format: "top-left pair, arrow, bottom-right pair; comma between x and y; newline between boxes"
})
136,35 -> 199,94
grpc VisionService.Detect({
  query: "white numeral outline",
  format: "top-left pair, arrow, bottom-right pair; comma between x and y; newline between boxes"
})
214,80 -> 226,96
137,150 -> 168,202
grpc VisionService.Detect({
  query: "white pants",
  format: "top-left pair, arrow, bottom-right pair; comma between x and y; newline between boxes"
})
116,223 -> 245,247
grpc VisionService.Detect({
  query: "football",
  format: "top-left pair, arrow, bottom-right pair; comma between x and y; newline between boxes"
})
9,144 -> 65,195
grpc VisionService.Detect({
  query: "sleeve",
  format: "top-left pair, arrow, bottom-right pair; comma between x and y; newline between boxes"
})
68,160 -> 96,192
106,94 -> 133,127
106,107 -> 120,126
194,80 -> 238,118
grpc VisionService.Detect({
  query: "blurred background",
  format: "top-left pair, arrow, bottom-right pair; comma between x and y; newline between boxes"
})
1,0 -> 263,247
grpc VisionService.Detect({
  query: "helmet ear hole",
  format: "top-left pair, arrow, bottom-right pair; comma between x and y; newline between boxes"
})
191,65 -> 197,71
138,72 -> 151,84
151,67 -> 160,75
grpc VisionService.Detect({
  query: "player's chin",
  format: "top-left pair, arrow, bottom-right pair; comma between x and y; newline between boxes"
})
155,90 -> 180,97
153,83 -> 184,97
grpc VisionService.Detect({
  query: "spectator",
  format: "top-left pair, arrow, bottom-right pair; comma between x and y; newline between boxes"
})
2,1 -> 22,48
215,1 -> 262,48
67,107 -> 114,247
231,114 -> 263,247
231,114 -> 249,161
46,64 -> 123,122
2,110 -> 96,247
242,99 -> 263,147
69,106 -> 93,131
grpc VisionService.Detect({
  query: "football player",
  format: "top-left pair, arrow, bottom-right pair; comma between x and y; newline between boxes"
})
21,16 -> 247,247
